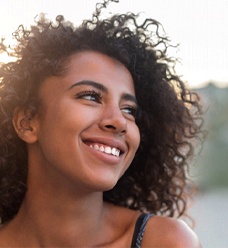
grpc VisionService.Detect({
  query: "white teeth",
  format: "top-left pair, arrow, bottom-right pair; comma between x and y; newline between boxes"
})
111,148 -> 116,156
89,144 -> 121,157
100,146 -> 105,152
104,146 -> 112,154
94,144 -> 100,150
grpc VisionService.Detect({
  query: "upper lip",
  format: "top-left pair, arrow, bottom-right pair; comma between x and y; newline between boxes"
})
82,136 -> 127,155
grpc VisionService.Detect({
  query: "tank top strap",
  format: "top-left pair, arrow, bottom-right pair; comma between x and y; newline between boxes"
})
131,213 -> 154,248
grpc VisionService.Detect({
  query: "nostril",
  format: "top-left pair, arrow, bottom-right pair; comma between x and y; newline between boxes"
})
104,124 -> 126,134
105,125 -> 116,130
99,116 -> 127,134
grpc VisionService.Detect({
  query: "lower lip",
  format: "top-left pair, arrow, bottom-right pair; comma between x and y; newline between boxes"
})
83,143 -> 123,165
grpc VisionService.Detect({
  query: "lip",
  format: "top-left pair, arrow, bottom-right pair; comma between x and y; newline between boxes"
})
82,136 -> 128,165
82,136 -> 127,155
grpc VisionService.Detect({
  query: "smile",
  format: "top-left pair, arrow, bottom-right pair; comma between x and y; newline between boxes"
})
89,143 -> 121,157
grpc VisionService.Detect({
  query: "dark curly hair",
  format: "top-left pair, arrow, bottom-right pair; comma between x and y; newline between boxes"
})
0,0 -> 204,223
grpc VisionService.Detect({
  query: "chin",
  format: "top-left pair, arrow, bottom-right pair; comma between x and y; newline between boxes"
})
93,177 -> 119,192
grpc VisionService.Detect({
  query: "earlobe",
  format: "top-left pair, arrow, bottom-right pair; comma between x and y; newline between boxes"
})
12,107 -> 39,144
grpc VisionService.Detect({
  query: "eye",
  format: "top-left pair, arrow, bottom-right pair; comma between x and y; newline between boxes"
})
75,90 -> 102,103
121,106 -> 138,119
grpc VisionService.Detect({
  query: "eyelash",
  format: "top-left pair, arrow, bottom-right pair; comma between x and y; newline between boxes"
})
121,106 -> 138,118
75,90 -> 138,118
76,90 -> 102,103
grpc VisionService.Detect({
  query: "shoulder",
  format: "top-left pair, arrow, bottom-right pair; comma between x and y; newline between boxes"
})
142,216 -> 202,248
0,224 -> 10,246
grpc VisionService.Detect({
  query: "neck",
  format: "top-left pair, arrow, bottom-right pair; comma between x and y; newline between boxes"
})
14,184 -> 107,247
11,154 -> 110,248
9,145 -> 116,247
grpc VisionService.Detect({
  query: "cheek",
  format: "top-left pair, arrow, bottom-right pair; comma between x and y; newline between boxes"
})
135,130 -> 141,151
130,124 -> 140,153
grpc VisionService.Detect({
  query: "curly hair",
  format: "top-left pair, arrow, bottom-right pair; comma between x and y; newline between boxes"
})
0,0 -> 204,223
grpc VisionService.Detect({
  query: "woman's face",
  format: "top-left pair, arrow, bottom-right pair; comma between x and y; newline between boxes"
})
31,51 -> 140,192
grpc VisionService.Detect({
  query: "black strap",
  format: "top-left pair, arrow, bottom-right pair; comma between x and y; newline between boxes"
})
130,213 -> 147,248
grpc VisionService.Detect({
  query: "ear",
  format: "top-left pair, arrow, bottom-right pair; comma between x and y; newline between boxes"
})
12,107 -> 39,144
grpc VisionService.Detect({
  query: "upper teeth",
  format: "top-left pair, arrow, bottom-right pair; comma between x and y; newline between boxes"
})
89,144 -> 120,157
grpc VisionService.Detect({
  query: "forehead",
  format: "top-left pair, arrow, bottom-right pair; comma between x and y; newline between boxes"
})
39,51 -> 135,101
65,51 -> 135,94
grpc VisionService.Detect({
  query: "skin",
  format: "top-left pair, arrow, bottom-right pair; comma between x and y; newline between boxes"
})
0,51 -> 201,247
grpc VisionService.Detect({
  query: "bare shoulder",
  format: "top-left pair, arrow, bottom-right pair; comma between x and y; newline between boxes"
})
142,216 -> 202,248
0,224 -> 10,246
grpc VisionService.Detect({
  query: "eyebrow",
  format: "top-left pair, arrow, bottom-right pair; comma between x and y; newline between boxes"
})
68,80 -> 108,93
68,80 -> 138,105
122,93 -> 138,105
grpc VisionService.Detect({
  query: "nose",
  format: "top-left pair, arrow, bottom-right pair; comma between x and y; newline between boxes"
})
98,105 -> 127,134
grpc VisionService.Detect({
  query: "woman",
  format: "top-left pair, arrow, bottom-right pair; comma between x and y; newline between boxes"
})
0,0 -> 204,247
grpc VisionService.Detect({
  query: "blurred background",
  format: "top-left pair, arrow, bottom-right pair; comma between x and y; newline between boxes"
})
0,1 -> 227,247
189,83 -> 228,248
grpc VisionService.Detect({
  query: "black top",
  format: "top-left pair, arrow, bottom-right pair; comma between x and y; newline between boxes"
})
131,213 -> 153,248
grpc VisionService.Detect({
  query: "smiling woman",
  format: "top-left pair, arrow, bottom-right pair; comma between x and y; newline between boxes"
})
0,0 -> 204,247
27,51 -> 140,192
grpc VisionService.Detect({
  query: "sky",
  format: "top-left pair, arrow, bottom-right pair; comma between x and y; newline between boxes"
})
0,0 -> 227,88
